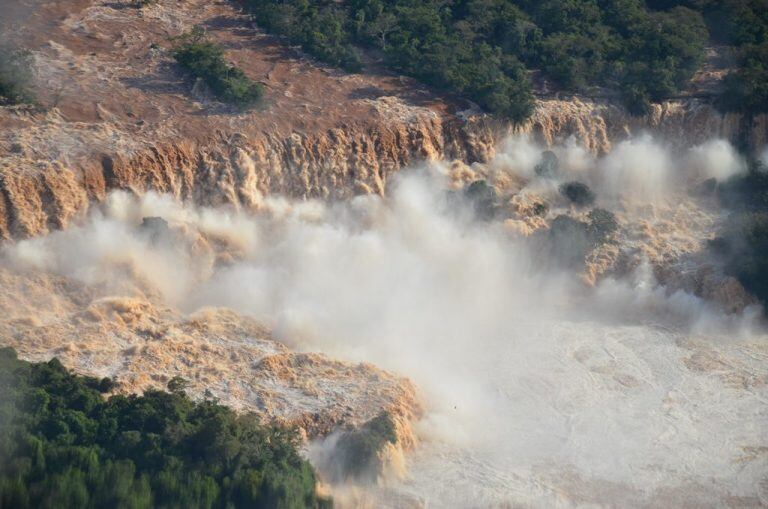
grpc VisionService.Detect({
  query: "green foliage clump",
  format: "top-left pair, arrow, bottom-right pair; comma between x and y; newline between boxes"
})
632,0 -> 768,114
535,150 -> 560,178
587,207 -> 619,244
532,202 -> 549,216
717,164 -> 768,210
531,1 -> 707,114
0,43 -> 35,105
712,211 -> 768,303
547,207 -> 617,267
720,41 -> 768,114
246,2 -> 362,71
243,0 -> 535,121
712,0 -> 768,113
559,181 -> 595,206
172,27 -> 263,108
241,0 -> 717,119
332,412 -> 397,483
548,214 -> 594,267
0,348 -> 327,509
464,179 -> 500,219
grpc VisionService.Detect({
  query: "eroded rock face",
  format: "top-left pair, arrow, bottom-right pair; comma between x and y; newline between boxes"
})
1,0 -> 766,241
524,98 -> 765,155
3,97 -> 766,240
0,113 -> 499,239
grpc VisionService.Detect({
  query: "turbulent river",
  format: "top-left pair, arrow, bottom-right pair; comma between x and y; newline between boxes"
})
234,173 -> 767,508
1,135 -> 767,507
388,320 -> 767,507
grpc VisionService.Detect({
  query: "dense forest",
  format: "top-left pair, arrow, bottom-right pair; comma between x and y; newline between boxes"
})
242,0 -> 768,119
1,1 -> 766,118
708,0 -> 768,114
0,348 -> 329,509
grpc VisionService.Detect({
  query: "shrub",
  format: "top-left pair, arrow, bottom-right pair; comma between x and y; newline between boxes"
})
166,375 -> 189,394
621,85 -> 652,117
559,181 -> 595,206
712,1 -> 768,113
535,150 -> 559,177
140,216 -> 171,243
718,40 -> 768,114
717,165 -> 768,211
247,2 -> 362,72
546,208 -> 617,267
172,27 -> 263,108
548,215 -> 593,267
0,43 -> 34,105
587,208 -> 618,244
711,211 -> 768,305
532,202 -> 548,216
332,412 -> 397,483
465,179 -> 500,220
0,348 -> 328,509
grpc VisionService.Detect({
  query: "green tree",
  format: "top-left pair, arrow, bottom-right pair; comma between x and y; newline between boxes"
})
0,348 -> 329,509
172,27 -> 264,108
0,43 -> 35,104
239,0 -> 768,118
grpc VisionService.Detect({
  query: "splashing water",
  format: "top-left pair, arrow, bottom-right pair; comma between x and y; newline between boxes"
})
2,136 -> 767,507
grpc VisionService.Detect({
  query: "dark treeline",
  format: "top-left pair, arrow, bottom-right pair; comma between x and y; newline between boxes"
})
244,0 -> 688,121
0,348 -> 329,509
241,0 -> 767,120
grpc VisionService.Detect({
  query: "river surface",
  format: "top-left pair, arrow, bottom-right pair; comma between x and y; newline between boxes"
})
385,320 -> 768,507
3,144 -> 767,507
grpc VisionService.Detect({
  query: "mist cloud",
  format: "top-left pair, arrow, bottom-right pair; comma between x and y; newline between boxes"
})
687,139 -> 748,181
2,136 -> 766,507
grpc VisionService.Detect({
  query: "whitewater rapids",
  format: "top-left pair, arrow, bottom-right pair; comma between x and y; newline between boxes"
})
1,136 -> 766,507
387,319 -> 767,507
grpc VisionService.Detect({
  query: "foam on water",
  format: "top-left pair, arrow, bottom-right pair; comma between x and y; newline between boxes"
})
390,320 -> 768,507
3,136 -> 767,507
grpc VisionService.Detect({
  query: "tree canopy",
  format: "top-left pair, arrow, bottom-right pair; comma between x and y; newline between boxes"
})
0,348 -> 329,509
713,0 -> 768,114
240,0 -> 724,118
3,1 -> 764,116
172,27 -> 264,108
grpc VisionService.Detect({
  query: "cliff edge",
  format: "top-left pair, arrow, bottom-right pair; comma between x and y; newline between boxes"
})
1,0 -> 766,240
